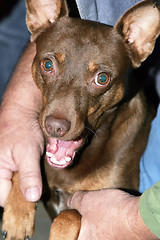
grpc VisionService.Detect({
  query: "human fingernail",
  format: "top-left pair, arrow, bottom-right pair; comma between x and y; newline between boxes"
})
25,187 -> 40,202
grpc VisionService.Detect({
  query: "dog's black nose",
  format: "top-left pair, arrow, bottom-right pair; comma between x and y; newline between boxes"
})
45,115 -> 71,137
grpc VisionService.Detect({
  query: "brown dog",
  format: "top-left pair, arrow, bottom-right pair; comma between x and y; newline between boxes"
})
2,0 -> 160,239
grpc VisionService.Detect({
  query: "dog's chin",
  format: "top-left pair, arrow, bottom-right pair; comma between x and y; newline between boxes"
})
46,137 -> 84,169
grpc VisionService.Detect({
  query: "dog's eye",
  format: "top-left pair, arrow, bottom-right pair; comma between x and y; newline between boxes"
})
95,72 -> 110,86
42,59 -> 54,72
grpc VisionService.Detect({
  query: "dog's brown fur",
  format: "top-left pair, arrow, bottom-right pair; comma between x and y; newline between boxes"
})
2,0 -> 160,239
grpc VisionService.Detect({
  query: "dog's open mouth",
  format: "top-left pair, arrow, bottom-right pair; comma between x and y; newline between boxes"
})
46,137 -> 83,169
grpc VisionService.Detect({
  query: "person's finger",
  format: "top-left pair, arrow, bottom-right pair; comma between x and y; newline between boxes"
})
0,169 -> 13,207
17,147 -> 43,202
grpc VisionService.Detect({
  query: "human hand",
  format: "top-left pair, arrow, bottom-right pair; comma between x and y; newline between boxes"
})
68,189 -> 157,240
0,106 -> 44,207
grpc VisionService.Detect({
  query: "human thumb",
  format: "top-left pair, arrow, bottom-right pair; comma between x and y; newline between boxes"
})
18,150 -> 42,202
68,191 -> 87,213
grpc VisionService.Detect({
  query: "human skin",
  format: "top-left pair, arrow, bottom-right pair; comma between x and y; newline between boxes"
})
68,189 -> 158,240
0,42 -> 44,207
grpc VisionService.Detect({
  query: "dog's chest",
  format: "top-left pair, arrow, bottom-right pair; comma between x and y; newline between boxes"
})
51,188 -> 71,215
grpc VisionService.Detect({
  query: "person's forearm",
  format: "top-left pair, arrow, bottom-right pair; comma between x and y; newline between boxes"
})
0,42 -> 43,205
1,42 -> 42,115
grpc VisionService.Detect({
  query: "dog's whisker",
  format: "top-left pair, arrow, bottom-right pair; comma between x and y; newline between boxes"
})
85,127 -> 97,138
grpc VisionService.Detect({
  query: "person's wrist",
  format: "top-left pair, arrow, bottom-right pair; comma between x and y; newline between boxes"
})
0,102 -> 38,124
108,192 -> 139,239
1,84 -> 42,116
0,69 -> 42,118
124,196 -> 141,239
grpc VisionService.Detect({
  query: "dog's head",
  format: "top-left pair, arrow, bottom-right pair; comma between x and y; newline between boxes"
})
26,0 -> 160,169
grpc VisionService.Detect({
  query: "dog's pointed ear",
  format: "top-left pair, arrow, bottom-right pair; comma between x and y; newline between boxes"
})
115,0 -> 160,67
26,0 -> 68,42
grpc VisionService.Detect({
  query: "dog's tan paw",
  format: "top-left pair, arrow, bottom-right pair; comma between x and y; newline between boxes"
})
2,173 -> 36,240
2,201 -> 36,240
49,209 -> 81,240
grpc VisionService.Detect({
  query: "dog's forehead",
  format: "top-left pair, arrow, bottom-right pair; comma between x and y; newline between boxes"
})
37,17 -> 116,56
36,17 -> 130,77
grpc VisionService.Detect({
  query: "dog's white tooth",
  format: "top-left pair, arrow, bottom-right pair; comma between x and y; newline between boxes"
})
54,159 -> 66,165
46,152 -> 54,157
50,157 -> 66,166
60,159 -> 67,165
50,156 -> 57,164
65,156 -> 72,162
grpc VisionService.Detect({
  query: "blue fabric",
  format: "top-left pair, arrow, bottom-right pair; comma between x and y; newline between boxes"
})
0,0 -> 30,103
139,105 -> 160,193
76,0 -> 141,26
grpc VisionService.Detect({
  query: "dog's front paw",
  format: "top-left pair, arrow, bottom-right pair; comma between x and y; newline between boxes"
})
49,209 -> 81,240
2,200 -> 36,240
2,173 -> 36,240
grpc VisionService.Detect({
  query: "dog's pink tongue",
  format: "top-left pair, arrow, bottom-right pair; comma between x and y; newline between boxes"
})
46,138 -> 83,169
